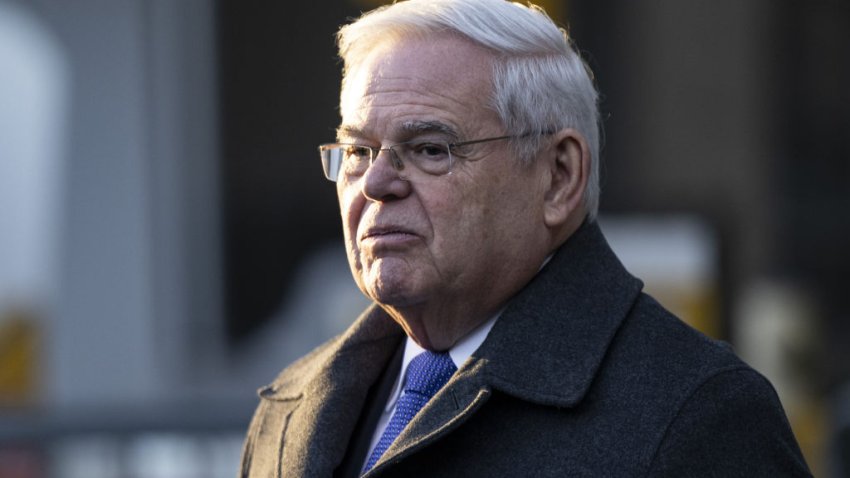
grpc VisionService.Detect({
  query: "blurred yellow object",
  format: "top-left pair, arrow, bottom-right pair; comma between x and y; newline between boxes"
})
646,284 -> 720,339
0,308 -> 39,407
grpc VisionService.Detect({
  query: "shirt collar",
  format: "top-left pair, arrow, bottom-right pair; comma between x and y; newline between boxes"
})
383,313 -> 500,413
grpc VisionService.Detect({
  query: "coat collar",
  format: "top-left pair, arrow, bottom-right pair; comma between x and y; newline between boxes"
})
472,219 -> 643,407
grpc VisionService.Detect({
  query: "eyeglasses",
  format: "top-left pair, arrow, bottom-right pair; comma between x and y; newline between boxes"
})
318,135 -> 514,182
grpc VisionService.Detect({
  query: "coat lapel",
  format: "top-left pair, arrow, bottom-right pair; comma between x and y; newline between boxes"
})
479,220 -> 643,407
363,358 -> 494,475
257,305 -> 404,477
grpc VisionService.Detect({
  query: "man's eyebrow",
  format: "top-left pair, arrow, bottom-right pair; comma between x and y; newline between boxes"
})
399,121 -> 460,140
336,125 -> 366,140
335,121 -> 461,142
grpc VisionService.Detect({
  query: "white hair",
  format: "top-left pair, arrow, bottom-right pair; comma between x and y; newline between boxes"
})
337,0 -> 601,218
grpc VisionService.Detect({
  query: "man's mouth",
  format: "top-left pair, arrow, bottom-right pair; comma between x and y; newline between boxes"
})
360,226 -> 418,242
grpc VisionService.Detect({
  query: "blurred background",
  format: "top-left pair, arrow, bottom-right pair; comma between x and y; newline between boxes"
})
0,0 -> 848,476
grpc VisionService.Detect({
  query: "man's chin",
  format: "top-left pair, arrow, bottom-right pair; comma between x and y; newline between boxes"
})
363,277 -> 428,309
366,284 -> 423,308
360,260 -> 427,304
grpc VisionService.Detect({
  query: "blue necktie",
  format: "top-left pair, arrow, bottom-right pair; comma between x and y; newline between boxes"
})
362,351 -> 457,474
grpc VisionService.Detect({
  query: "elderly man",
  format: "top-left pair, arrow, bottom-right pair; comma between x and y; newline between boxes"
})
240,0 -> 810,476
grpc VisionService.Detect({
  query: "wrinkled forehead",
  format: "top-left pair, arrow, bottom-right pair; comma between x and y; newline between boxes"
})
339,35 -> 499,135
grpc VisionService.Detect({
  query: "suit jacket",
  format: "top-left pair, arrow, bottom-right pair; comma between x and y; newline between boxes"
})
240,221 -> 811,477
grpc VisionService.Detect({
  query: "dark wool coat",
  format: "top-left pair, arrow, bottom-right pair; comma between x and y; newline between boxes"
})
240,221 -> 811,477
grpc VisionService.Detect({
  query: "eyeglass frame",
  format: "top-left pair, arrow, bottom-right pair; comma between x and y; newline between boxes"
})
318,134 -> 523,182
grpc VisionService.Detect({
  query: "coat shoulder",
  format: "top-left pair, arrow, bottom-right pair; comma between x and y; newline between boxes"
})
614,292 -> 744,379
599,292 -> 811,476
646,366 -> 812,476
600,291 -> 758,417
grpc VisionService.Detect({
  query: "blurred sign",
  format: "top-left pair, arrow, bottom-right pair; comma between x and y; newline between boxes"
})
601,216 -> 721,338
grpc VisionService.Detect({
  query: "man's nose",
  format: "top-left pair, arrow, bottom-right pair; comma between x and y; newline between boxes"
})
362,149 -> 412,201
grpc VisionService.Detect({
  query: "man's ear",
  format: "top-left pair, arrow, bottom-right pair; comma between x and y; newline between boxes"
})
543,129 -> 589,228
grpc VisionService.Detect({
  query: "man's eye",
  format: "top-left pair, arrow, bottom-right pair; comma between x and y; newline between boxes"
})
413,143 -> 449,159
343,145 -> 371,160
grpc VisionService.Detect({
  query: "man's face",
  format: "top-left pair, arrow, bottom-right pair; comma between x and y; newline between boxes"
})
336,36 -> 550,347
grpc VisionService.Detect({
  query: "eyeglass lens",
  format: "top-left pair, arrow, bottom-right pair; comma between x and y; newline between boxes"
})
320,141 -> 454,181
